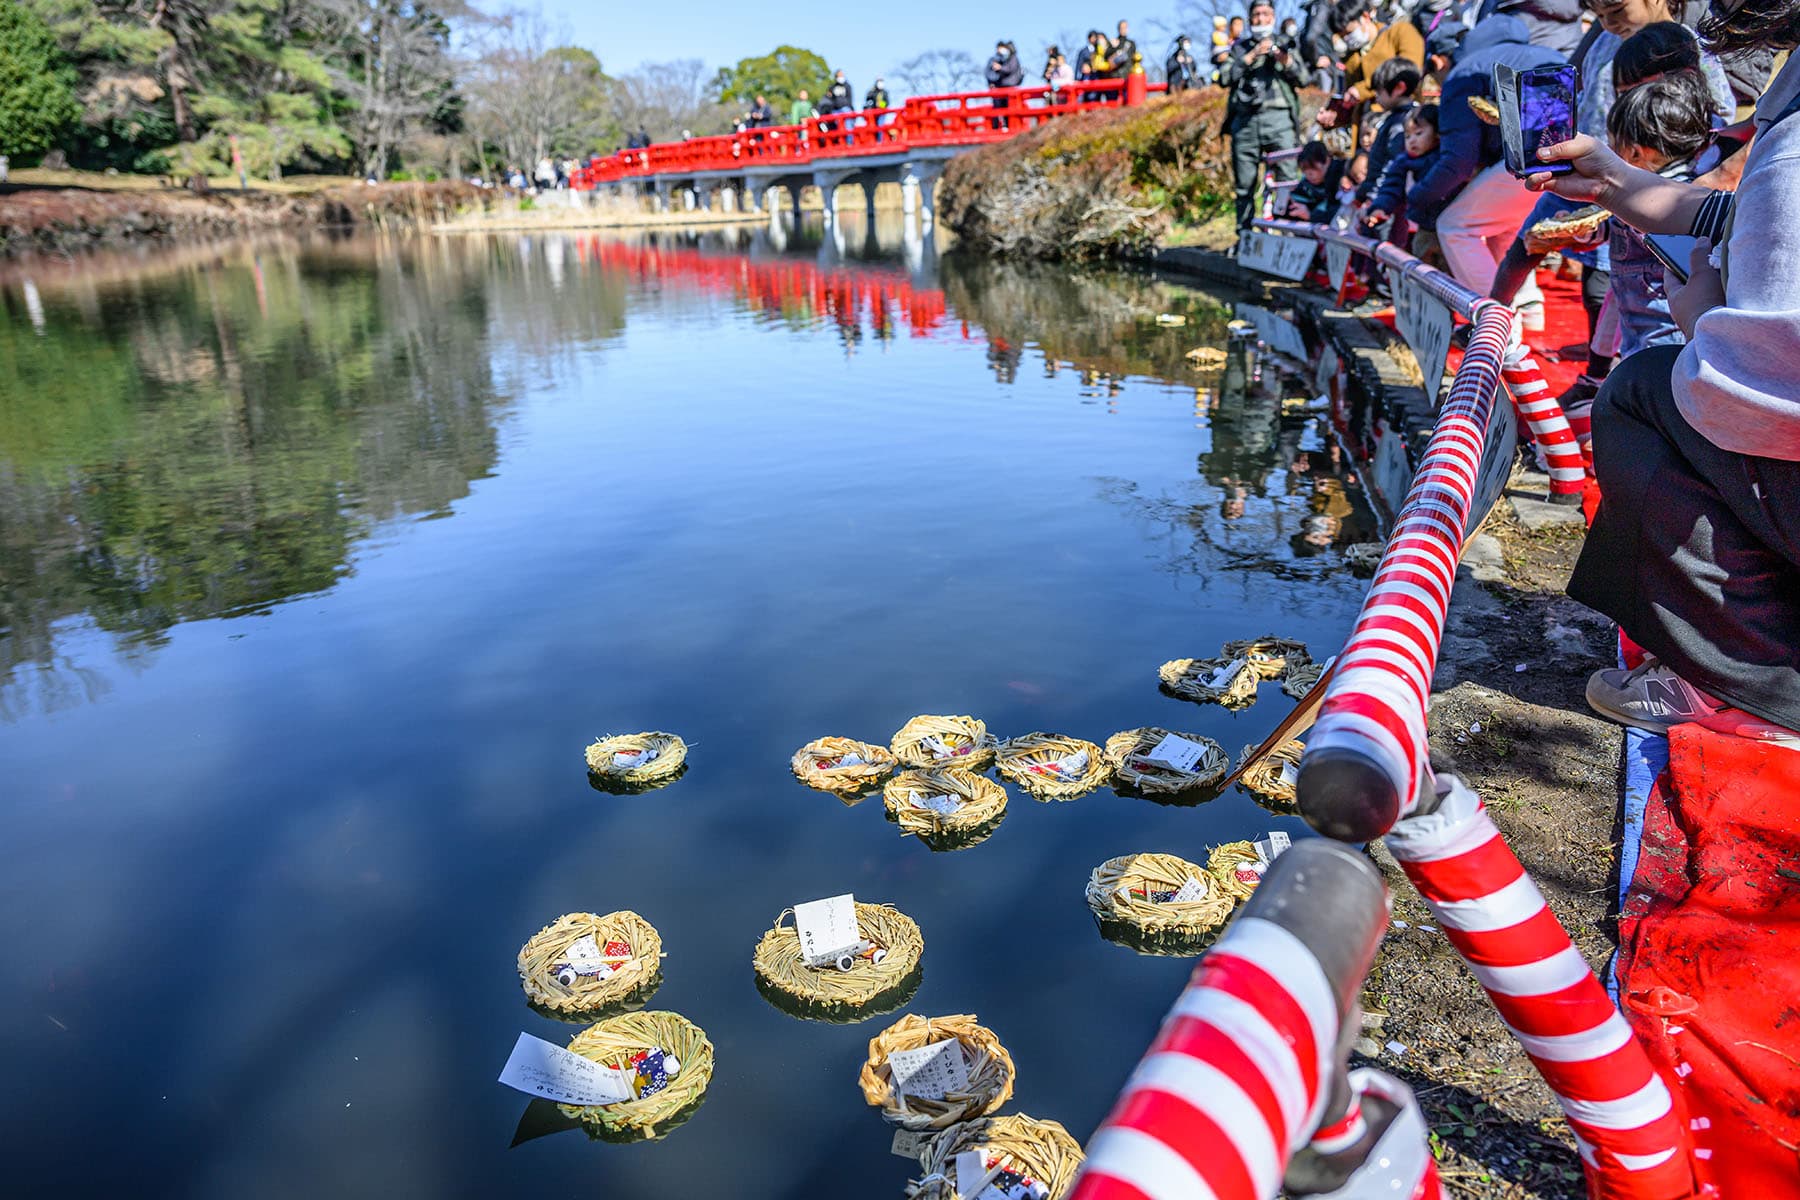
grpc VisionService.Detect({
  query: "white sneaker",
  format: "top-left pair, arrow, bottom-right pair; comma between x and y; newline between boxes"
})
1585,659 -> 1722,733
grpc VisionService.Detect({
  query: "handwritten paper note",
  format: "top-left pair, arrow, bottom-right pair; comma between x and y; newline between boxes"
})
794,893 -> 861,966
1254,830 -> 1293,869
1204,660 -> 1246,690
892,1128 -> 936,1159
497,1033 -> 635,1106
908,791 -> 963,817
886,1038 -> 970,1101
1170,876 -> 1209,904
1142,733 -> 1208,773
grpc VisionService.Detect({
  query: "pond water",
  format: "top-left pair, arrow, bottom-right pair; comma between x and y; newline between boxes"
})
0,216 -> 1378,1197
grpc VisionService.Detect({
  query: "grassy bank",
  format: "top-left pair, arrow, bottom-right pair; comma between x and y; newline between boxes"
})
939,87 -> 1319,259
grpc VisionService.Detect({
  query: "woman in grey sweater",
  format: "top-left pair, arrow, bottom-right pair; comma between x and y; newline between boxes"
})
1528,0 -> 1800,739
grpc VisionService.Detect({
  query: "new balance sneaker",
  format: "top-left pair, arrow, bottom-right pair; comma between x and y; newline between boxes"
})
1585,659 -> 1722,732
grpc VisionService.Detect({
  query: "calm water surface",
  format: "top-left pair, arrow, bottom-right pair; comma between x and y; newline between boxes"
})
0,217 -> 1377,1197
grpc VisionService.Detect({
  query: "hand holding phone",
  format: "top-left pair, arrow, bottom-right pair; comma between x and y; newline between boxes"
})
1497,63 -> 1577,179
1644,232 -> 1699,284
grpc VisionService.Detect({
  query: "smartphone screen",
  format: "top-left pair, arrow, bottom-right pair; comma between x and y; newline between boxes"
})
1645,233 -> 1700,284
1497,64 -> 1576,177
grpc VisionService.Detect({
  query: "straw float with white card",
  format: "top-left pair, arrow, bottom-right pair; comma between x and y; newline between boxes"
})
859,1013 -> 1016,1129
1157,654 -> 1262,708
1084,852 -> 1236,952
908,1115 -> 1085,1200
1219,634 -> 1312,680
752,892 -> 924,1018
889,714 -> 999,771
497,1010 -> 714,1142
881,767 -> 1008,849
516,910 -> 665,1018
1236,736 -> 1307,811
790,736 -> 897,799
993,733 -> 1109,800
1102,727 -> 1228,798
1207,831 -> 1293,902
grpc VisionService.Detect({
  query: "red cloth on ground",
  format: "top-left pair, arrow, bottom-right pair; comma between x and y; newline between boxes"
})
1616,726 -> 1800,1194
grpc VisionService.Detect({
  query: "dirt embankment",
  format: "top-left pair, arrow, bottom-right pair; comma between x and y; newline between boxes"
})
1355,505 -> 1622,1198
0,180 -> 486,259
938,87 -> 1321,260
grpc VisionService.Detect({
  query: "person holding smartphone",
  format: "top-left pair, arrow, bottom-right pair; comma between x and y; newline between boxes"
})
1525,0 -> 1800,740
1222,0 -> 1308,232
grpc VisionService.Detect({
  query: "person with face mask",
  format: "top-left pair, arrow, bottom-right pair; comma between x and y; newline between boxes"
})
1522,0 -> 1800,750
987,40 -> 1024,128
1222,0 -> 1308,232
820,70 -> 855,115
1323,0 -> 1426,125
1167,34 -> 1200,91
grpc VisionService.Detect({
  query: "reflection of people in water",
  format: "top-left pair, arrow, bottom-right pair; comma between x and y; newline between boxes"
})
987,337 -> 1022,384
1199,338 -> 1283,500
1289,462 -> 1378,555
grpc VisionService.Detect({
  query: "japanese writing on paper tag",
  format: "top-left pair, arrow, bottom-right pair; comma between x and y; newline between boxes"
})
1143,733 -> 1207,773
794,893 -> 861,966
1254,830 -> 1292,868
497,1033 -> 634,1106
892,1128 -> 936,1159
886,1038 -> 970,1101
1170,876 -> 1209,903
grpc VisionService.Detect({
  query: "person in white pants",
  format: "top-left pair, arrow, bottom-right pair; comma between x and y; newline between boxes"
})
1437,161 -> 1546,307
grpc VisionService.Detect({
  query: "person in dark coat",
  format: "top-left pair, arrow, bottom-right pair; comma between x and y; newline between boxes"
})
1478,0 -> 1585,55
986,40 -> 1024,128
820,70 -> 855,114
1167,35 -> 1200,92
1222,0 -> 1307,232
746,96 -> 774,128
1109,18 -> 1139,78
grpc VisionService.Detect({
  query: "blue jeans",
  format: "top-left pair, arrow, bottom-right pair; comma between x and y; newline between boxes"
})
1609,259 -> 1682,360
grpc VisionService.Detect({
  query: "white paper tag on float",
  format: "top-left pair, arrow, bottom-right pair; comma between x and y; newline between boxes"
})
612,747 -> 655,768
1050,750 -> 1089,777
887,1038 -> 970,1100
1280,759 -> 1301,788
794,893 -> 861,966
907,791 -> 963,817
1204,659 -> 1247,689
956,1150 -> 993,1195
497,1032 -> 635,1105
1143,733 -> 1208,773
892,1128 -> 936,1159
1254,830 -> 1293,869
561,934 -> 613,977
1170,876 -> 1209,903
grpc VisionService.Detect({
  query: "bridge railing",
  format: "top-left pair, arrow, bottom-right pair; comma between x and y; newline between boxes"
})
575,79 -> 1170,185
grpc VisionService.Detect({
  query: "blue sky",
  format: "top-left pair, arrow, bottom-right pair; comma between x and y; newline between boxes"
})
535,0 -> 1274,98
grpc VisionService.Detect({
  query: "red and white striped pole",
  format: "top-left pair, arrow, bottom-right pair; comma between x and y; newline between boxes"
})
1387,775 -> 1697,1198
1501,340 -> 1588,503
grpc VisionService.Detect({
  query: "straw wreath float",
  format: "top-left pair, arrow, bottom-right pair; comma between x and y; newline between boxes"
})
1238,738 -> 1307,811
1103,727 -> 1229,798
889,714 -> 999,771
585,732 -> 687,793
556,1010 -> 713,1142
1086,852 -> 1236,953
1208,841 -> 1267,903
752,901 -> 924,1019
859,1013 -> 1016,1129
909,1115 -> 1086,1200
518,910 -> 665,1018
882,767 -> 1008,849
993,733 -> 1110,800
1282,657 -> 1328,700
1159,655 -> 1262,709
791,736 -> 897,798
1220,636 -> 1311,680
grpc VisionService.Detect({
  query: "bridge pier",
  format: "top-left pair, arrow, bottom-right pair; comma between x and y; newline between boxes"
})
900,163 -> 942,228
651,180 -> 669,212
813,168 -> 856,222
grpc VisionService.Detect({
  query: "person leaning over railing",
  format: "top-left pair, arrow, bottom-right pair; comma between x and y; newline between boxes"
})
1526,0 -> 1800,741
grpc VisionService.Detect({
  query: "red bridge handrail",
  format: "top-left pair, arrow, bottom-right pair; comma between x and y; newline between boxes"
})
571,80 -> 1168,187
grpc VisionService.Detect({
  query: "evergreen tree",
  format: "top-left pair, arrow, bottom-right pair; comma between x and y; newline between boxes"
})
0,1 -> 82,162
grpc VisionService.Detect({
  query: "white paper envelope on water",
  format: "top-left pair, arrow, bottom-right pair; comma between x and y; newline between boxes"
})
1143,733 -> 1207,772
794,893 -> 860,963
886,1038 -> 970,1100
497,1032 -> 634,1106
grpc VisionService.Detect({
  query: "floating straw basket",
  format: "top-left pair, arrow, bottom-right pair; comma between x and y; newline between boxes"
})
1159,656 -> 1262,709
1207,841 -> 1266,902
883,768 -> 1007,848
1103,727 -> 1228,797
585,732 -> 687,790
1220,636 -> 1311,680
791,736 -> 897,796
1238,738 -> 1306,811
518,910 -> 664,1017
1344,542 -> 1383,576
1282,658 -> 1328,700
557,1010 -> 713,1142
1086,852 -> 1235,950
889,714 -> 999,771
993,733 -> 1110,800
909,1115 -> 1086,1200
752,901 -> 924,1018
859,1013 -> 1016,1130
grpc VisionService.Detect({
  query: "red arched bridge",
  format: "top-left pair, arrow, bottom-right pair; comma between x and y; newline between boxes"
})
569,76 -> 1166,222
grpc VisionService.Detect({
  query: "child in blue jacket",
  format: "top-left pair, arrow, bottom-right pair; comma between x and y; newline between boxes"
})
1361,104 -> 1440,248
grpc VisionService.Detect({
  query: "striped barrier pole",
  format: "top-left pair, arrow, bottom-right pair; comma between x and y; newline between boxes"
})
1071,841 -> 1444,1200
1500,341 -> 1588,503
1387,775 -> 1697,1198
